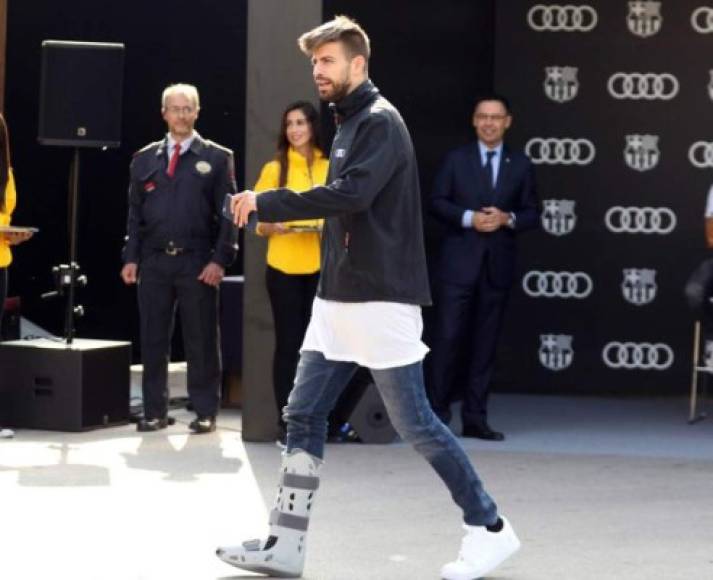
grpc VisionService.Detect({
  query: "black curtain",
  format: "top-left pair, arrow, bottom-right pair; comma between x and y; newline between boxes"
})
4,0 -> 247,354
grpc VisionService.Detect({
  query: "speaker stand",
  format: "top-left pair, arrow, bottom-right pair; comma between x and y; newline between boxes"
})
41,148 -> 87,342
64,147 -> 81,344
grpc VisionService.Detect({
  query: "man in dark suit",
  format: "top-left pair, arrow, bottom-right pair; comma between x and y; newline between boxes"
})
121,84 -> 237,434
428,94 -> 538,441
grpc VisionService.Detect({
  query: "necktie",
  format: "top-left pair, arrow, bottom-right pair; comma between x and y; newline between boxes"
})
167,143 -> 181,178
484,150 -> 496,191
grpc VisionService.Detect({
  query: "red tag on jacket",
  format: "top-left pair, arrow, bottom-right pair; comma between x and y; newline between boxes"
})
144,181 -> 156,192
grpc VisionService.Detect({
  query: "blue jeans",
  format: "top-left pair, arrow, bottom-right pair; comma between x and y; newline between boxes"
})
284,350 -> 498,526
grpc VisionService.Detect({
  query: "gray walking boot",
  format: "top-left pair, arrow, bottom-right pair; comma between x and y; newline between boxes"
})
216,448 -> 322,577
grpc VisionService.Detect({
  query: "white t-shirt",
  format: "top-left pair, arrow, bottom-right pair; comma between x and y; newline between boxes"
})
301,297 -> 430,370
705,184 -> 713,218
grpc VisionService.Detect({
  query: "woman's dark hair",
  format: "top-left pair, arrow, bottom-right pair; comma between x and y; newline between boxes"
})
276,101 -> 323,187
0,114 -> 10,212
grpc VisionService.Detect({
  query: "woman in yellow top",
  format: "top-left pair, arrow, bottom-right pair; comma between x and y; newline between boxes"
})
254,101 -> 328,436
1,113 -> 33,439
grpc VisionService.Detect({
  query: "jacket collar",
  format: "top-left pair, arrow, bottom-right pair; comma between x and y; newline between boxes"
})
155,132 -> 205,156
329,79 -> 379,122
478,140 -> 504,160
472,141 -> 510,164
189,133 -> 206,155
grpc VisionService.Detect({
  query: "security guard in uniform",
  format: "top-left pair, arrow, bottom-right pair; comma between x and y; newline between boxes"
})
121,83 -> 237,433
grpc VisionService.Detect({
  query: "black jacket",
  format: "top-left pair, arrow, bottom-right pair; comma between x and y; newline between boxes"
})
256,80 -> 431,305
123,133 -> 237,267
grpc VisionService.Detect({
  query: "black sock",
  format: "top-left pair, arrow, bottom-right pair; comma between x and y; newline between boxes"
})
486,517 -> 504,533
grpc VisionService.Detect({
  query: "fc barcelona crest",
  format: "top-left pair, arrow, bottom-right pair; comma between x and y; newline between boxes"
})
627,1 -> 662,38
622,269 -> 657,305
544,67 -> 579,103
539,334 -> 574,371
624,134 -> 660,172
541,199 -> 577,236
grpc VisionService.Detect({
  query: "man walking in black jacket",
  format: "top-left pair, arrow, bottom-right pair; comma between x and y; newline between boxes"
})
217,16 -> 519,580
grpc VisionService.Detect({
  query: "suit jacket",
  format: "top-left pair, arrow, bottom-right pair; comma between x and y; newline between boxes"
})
430,142 -> 539,289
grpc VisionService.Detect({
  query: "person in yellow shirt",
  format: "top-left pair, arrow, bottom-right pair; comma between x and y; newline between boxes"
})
254,101 -> 328,437
1,113 -> 33,439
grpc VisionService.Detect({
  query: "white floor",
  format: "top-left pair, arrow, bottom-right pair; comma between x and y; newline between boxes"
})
1,395 -> 712,580
1,411 -> 259,579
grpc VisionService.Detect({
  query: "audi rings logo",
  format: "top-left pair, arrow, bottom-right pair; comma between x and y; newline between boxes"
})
691,7 -> 713,33
523,271 -> 593,299
688,141 -> 713,168
525,138 -> 596,165
602,342 -> 674,370
607,73 -> 679,100
604,206 -> 676,234
527,5 -> 598,31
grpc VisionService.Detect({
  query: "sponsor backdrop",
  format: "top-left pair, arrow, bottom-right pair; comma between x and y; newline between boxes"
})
494,1 -> 710,395
6,1 -> 707,395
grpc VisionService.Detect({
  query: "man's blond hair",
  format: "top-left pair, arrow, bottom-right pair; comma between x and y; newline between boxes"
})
298,15 -> 370,65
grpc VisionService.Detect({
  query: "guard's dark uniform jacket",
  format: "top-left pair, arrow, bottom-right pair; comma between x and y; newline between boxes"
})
122,132 -> 237,421
255,80 -> 432,306
124,133 -> 237,266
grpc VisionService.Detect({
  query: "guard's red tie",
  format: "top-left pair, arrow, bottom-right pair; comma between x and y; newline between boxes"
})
166,143 -> 181,177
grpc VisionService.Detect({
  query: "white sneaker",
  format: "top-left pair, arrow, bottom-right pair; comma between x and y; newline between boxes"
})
0,427 -> 15,439
441,516 -> 520,580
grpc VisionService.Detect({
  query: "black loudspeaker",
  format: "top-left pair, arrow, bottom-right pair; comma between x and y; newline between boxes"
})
38,40 -> 125,148
0,338 -> 131,431
0,297 -> 20,341
347,382 -> 398,444
334,369 -> 398,444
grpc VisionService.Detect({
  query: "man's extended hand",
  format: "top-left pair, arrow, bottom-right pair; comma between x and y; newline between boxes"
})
472,207 -> 510,232
198,262 -> 225,287
121,263 -> 138,285
230,190 -> 257,227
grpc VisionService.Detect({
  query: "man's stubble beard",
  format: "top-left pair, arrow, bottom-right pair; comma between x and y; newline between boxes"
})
318,69 -> 351,102
326,83 -> 349,102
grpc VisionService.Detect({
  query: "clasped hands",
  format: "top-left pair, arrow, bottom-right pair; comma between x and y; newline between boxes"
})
472,207 -> 509,233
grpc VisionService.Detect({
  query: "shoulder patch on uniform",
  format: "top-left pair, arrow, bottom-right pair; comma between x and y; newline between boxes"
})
204,139 -> 233,156
133,140 -> 162,157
